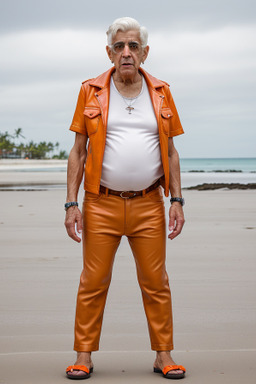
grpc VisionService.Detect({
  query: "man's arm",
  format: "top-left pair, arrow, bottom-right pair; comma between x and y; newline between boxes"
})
168,137 -> 185,240
65,132 -> 88,243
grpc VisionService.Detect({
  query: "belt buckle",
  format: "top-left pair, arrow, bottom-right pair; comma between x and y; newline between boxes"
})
120,191 -> 136,199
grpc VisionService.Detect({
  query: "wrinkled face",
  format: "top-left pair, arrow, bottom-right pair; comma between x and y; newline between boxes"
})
106,30 -> 149,81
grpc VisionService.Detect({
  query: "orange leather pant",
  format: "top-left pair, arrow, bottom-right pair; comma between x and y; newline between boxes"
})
74,186 -> 173,352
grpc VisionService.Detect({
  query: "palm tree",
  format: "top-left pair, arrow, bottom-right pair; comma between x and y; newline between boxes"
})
12,128 -> 25,158
16,143 -> 25,157
0,131 -> 15,158
14,128 -> 25,140
25,141 -> 37,159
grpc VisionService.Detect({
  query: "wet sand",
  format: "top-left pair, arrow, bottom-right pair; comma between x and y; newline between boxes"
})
0,189 -> 255,383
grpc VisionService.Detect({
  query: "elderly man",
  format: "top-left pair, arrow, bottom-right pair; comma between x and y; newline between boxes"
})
65,17 -> 186,380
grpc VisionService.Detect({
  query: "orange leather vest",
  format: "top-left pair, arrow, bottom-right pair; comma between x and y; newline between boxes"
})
70,67 -> 184,196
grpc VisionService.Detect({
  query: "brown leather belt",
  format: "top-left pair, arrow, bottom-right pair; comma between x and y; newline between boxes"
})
99,179 -> 160,199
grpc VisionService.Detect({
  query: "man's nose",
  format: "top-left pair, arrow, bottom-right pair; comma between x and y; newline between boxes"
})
122,44 -> 131,56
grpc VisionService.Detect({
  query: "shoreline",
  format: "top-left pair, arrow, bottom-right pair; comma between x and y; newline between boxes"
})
1,159 -> 256,190
1,182 -> 256,191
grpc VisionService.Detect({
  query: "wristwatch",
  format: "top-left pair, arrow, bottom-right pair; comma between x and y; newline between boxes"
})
170,197 -> 185,206
64,202 -> 78,211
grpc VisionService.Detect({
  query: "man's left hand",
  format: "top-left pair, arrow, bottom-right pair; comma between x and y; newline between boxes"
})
168,203 -> 185,240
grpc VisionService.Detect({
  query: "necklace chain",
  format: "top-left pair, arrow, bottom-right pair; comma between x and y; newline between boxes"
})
112,76 -> 144,114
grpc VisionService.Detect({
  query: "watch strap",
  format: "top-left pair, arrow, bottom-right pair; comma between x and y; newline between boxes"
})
170,197 -> 185,206
64,202 -> 78,211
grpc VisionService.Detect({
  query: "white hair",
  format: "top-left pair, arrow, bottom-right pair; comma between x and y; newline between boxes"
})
106,17 -> 148,48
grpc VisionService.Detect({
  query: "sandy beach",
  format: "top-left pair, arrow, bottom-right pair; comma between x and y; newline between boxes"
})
0,184 -> 255,383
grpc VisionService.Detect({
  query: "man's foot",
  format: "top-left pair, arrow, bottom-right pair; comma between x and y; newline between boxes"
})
67,352 -> 93,378
154,351 -> 184,377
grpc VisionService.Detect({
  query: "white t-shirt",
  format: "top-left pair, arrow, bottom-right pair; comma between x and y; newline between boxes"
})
100,76 -> 164,190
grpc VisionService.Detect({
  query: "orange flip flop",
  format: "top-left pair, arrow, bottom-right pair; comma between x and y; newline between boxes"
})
154,365 -> 186,380
66,365 -> 93,380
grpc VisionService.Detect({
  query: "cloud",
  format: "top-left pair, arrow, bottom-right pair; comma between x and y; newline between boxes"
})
2,25 -> 255,84
1,0 -> 255,34
1,29 -> 109,85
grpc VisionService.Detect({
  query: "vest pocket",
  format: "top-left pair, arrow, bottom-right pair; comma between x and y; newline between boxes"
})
160,108 -> 173,135
83,107 -> 101,135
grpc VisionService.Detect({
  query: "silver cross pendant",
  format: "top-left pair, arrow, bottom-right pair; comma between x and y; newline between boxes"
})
126,106 -> 134,114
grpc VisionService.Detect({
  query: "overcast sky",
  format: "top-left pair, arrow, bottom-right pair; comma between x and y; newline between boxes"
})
1,0 -> 255,158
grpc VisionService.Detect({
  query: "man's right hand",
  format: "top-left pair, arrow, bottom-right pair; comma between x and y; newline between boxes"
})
64,206 -> 83,243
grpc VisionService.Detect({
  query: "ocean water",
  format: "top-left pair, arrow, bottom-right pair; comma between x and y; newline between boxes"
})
1,158 -> 255,173
180,158 -> 256,173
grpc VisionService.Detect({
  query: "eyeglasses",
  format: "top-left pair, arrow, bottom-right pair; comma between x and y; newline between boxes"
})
111,41 -> 141,54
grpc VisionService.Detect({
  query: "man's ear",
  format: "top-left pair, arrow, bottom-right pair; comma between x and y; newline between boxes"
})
142,46 -> 149,63
106,45 -> 113,62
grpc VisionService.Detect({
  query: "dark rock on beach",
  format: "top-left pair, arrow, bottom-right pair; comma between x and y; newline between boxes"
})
185,183 -> 256,191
